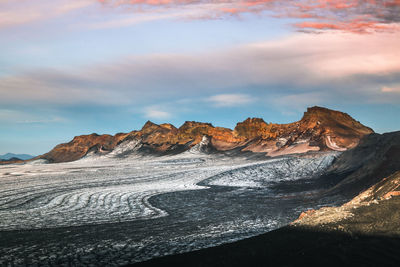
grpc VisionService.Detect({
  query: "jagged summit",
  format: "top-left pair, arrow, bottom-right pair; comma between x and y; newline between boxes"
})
240,117 -> 267,124
234,118 -> 270,139
141,120 -> 158,129
37,106 -> 374,163
179,121 -> 214,130
159,123 -> 177,130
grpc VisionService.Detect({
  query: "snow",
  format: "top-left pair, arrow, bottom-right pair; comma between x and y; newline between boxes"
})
188,135 -> 211,154
326,136 -> 347,151
206,153 -> 337,187
107,139 -> 142,158
268,142 -> 320,157
0,152 -> 337,231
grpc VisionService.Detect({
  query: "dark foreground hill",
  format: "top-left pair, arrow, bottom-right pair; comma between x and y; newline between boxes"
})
132,226 -> 400,267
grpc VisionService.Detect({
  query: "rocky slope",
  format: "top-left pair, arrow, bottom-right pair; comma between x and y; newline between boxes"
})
317,131 -> 400,197
37,106 -> 373,163
38,133 -> 130,163
293,170 -> 400,232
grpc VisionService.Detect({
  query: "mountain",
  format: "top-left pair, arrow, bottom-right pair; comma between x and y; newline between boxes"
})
0,153 -> 34,160
37,133 -> 130,163
37,106 -> 373,163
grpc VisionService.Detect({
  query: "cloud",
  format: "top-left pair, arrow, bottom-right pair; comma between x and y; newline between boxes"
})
382,85 -> 400,93
0,32 -> 399,107
0,109 -> 64,124
98,0 -> 400,33
0,70 -> 132,105
0,0 -> 96,28
1,0 -> 399,32
86,13 -> 180,29
144,107 -> 171,119
207,94 -> 255,107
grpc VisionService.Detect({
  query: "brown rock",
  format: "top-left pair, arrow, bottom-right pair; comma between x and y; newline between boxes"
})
38,106 -> 374,163
297,209 -> 316,220
383,191 -> 400,199
38,133 -> 129,163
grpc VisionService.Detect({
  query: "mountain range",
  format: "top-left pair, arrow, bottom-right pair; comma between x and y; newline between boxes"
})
0,153 -> 34,161
37,106 -> 373,163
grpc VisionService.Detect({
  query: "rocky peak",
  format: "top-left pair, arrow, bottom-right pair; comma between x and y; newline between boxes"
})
40,132 -> 129,163
174,121 -> 215,145
159,123 -> 177,131
243,118 -> 267,124
304,106 -> 335,115
141,121 -> 160,131
302,106 -> 341,120
179,121 -> 214,130
234,117 -> 270,139
300,106 -> 369,129
298,106 -> 374,149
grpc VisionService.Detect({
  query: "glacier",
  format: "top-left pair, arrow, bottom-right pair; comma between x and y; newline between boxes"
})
0,151 -> 344,266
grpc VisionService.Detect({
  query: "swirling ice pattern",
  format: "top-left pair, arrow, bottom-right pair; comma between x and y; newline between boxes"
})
0,153 -> 336,231
0,155 -> 262,231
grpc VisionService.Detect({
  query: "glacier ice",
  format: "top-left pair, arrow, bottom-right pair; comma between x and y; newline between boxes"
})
0,151 -> 341,265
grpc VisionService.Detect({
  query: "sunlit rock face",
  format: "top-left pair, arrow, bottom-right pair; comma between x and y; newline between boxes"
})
38,133 -> 130,163
292,170 -> 400,234
37,106 -> 373,163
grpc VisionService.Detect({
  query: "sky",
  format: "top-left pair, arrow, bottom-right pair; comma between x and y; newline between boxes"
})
1,0 -> 400,155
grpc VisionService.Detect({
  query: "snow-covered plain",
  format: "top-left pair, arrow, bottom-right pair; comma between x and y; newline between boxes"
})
0,151 -> 343,266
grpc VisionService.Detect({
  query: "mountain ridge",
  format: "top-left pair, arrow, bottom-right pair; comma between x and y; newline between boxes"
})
37,106 -> 374,163
0,153 -> 34,160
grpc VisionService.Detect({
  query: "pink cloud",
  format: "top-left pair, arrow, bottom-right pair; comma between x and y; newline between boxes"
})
2,0 -> 399,33
98,0 -> 400,33
296,19 -> 392,33
382,86 -> 400,93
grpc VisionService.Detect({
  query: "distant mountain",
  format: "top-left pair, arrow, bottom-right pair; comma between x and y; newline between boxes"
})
0,153 -> 34,161
38,106 -> 374,163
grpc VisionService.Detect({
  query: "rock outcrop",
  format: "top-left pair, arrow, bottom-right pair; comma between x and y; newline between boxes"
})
39,133 -> 130,163
293,171 -> 400,236
37,106 -> 374,163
